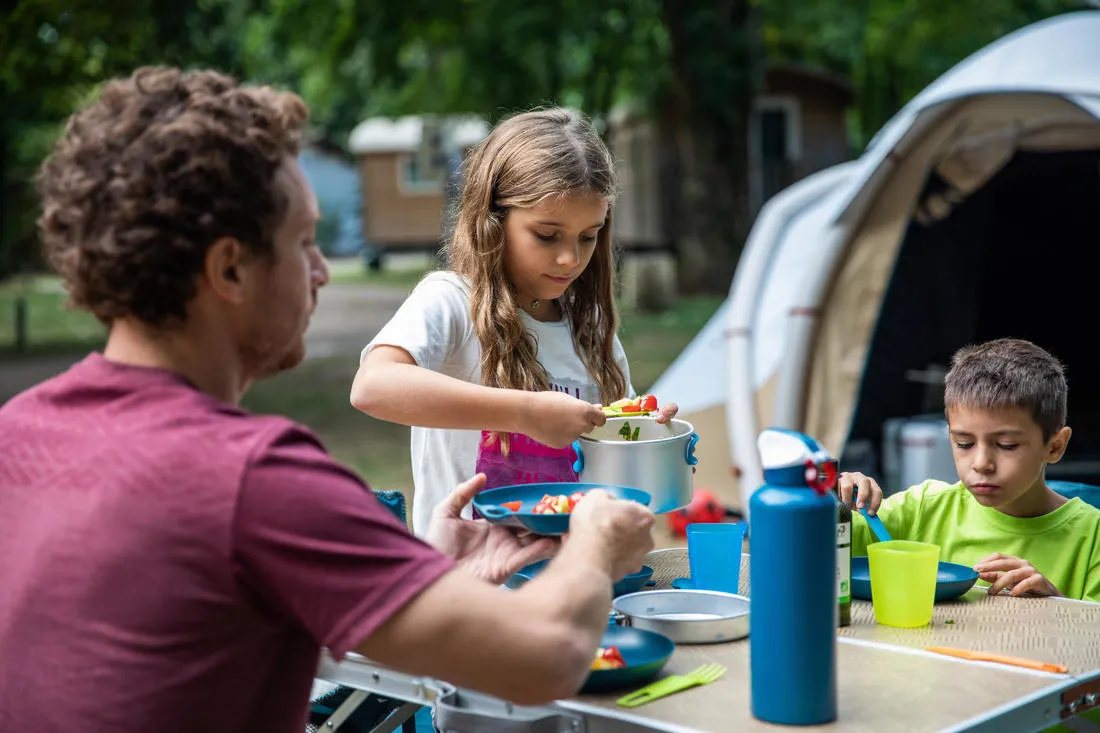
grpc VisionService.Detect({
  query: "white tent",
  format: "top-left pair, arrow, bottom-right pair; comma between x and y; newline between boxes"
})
650,10 -> 1100,516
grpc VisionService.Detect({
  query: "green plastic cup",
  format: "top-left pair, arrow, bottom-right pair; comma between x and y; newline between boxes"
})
867,540 -> 940,628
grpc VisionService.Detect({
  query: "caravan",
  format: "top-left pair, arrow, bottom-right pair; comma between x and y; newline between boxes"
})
650,11 -> 1100,515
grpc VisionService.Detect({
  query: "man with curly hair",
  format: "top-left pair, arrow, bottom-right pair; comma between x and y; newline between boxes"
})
0,67 -> 655,732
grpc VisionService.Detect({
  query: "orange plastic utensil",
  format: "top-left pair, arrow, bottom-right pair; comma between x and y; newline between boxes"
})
925,646 -> 1068,674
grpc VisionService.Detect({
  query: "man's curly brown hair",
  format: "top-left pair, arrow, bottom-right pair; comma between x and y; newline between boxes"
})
36,66 -> 309,325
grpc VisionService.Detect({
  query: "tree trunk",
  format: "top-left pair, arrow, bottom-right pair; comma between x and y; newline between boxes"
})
0,79 -> 9,282
659,0 -> 761,294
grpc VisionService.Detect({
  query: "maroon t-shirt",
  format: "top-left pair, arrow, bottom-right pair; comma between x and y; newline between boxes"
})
0,353 -> 454,732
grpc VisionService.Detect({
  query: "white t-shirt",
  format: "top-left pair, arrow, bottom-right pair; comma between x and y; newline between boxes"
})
363,271 -> 634,535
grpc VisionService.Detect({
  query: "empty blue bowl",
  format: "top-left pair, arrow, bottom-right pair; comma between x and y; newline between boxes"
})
851,556 -> 980,603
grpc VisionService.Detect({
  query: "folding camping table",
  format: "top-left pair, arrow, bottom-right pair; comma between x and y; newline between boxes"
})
316,549 -> 1100,733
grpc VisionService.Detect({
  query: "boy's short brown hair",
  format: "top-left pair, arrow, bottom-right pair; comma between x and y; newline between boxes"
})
944,338 -> 1067,440
36,66 -> 308,326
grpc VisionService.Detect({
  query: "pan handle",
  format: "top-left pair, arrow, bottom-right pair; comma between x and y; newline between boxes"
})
609,610 -> 631,627
571,441 -> 584,474
685,432 -> 699,466
479,505 -> 509,520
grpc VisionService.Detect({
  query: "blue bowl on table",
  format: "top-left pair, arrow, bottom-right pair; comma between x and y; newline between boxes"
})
580,625 -> 676,694
505,560 -> 655,597
472,482 -> 651,536
851,556 -> 980,602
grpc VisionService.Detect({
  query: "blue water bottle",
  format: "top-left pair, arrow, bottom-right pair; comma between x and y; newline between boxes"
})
749,428 -> 838,725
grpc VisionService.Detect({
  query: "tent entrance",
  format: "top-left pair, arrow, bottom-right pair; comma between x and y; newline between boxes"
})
844,148 -> 1100,483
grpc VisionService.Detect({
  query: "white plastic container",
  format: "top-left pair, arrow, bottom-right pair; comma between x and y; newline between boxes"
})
898,418 -> 956,492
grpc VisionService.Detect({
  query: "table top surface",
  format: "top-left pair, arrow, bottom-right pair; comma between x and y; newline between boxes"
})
566,548 -> 1100,733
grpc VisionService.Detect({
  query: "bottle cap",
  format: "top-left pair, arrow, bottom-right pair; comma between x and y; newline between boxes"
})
757,428 -> 837,495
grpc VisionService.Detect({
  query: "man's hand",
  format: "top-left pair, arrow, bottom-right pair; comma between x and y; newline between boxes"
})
425,474 -> 558,584
567,489 -> 655,579
974,553 -> 1063,597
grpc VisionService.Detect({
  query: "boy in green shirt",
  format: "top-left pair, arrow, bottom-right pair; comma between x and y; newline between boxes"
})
839,338 -> 1100,602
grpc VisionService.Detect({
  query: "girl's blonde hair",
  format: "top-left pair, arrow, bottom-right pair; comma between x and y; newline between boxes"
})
447,107 -> 628,418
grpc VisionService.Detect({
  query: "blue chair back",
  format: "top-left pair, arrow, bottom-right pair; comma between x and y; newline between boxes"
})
1049,480 -> 1100,510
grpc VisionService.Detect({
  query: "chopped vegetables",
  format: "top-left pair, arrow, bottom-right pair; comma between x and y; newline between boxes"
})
591,645 -> 627,670
532,491 -> 587,514
603,394 -> 659,416
500,501 -> 523,512
618,422 -> 641,441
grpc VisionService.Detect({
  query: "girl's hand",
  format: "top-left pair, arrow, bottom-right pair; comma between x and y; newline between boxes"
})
654,402 -> 678,424
974,554 -> 1063,597
524,391 -> 606,449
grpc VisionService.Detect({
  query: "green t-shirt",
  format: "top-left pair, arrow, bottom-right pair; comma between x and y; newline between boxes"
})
852,480 -> 1100,602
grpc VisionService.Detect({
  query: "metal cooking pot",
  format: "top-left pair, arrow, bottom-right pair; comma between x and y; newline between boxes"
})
572,417 -> 697,514
611,589 -> 749,644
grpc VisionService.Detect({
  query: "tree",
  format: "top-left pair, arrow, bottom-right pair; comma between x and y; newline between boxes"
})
0,0 -> 258,279
657,0 -> 762,292
760,0 -> 1085,150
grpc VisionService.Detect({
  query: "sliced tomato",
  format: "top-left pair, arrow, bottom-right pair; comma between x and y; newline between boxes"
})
639,394 -> 658,412
620,403 -> 642,413
500,500 -> 523,512
596,646 -> 627,668
532,502 -> 554,514
568,491 -> 586,510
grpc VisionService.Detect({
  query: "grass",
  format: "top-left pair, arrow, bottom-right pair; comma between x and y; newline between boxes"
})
0,268 -> 723,498
327,255 -> 439,289
241,355 -> 419,491
240,293 -> 723,494
0,258 -> 427,357
618,297 -> 724,392
0,276 -> 106,357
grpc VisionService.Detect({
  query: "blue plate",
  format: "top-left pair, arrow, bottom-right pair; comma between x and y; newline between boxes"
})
506,560 -> 654,596
581,625 -> 675,694
851,556 -> 980,602
472,482 -> 651,536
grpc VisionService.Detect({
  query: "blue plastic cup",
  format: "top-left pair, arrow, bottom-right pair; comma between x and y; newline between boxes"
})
687,522 -> 747,594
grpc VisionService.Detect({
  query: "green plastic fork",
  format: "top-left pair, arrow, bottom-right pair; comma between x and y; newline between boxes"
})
616,663 -> 727,708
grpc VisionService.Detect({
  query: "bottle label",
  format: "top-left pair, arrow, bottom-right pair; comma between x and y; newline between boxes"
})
837,521 -> 851,602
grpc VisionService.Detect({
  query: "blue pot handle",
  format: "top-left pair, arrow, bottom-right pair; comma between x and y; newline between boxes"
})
685,433 -> 699,466
479,505 -> 509,520
572,440 -> 584,474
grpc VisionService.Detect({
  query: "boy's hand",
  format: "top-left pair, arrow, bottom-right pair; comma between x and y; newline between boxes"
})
974,553 -> 1063,597
837,471 -> 884,515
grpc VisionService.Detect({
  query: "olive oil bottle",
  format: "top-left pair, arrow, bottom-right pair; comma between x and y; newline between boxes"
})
836,496 -> 852,627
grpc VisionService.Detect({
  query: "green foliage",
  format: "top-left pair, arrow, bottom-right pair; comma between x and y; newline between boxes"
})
0,0 -> 1088,284
760,0 -> 1085,148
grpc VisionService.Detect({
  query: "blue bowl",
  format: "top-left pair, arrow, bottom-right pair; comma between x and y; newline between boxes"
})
506,560 -> 654,596
581,625 -> 675,694
851,556 -> 980,603
472,482 -> 651,536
